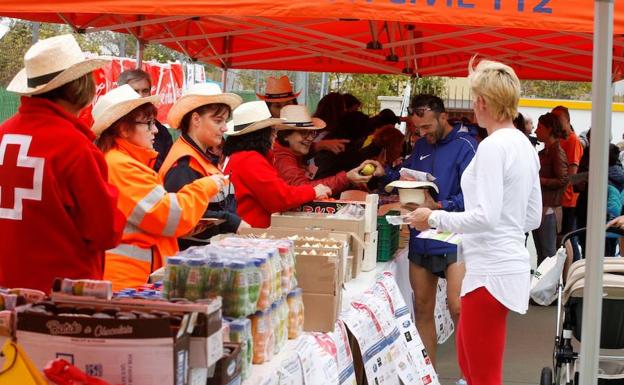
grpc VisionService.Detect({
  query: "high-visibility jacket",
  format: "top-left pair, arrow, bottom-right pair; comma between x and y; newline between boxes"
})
160,135 -> 221,179
159,135 -> 241,249
103,138 -> 218,290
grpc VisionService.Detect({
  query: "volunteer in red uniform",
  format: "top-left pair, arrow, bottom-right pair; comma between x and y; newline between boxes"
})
223,101 -> 331,228
273,105 -> 381,195
160,83 -> 247,250
92,85 -> 226,290
0,34 -> 124,293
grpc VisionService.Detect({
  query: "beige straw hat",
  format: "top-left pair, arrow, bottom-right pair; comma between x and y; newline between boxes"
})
256,76 -> 301,102
385,180 -> 439,205
167,82 -> 242,129
91,85 -> 160,136
275,105 -> 326,130
225,101 -> 285,137
7,34 -> 108,96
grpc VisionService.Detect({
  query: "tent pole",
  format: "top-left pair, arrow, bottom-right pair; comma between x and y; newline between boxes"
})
579,1 -> 613,384
136,39 -> 144,69
221,68 -> 228,92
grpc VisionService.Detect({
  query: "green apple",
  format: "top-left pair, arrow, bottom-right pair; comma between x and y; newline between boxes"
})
360,163 -> 375,176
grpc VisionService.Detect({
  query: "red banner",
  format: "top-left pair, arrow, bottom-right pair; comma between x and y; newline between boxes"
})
79,58 -> 183,129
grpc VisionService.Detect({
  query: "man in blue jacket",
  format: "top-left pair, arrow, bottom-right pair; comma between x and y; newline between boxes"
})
382,94 -> 477,369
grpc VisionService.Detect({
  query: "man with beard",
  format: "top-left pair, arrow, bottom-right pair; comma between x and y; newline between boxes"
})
380,94 -> 477,375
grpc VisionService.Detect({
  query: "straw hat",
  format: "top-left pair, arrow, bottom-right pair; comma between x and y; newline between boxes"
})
385,180 -> 439,205
91,84 -> 161,136
7,34 -> 108,96
275,105 -> 326,130
167,82 -> 243,129
256,76 -> 301,102
225,101 -> 285,137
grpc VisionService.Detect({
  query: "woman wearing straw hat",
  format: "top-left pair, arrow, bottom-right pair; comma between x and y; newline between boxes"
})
92,85 -> 227,290
223,101 -> 332,228
0,34 -> 125,293
160,82 -> 248,250
273,105 -> 383,195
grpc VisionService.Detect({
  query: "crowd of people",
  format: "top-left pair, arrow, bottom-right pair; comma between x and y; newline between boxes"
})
3,33 -> 624,385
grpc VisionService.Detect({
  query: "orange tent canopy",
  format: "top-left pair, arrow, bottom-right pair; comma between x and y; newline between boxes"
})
1,0 -> 624,80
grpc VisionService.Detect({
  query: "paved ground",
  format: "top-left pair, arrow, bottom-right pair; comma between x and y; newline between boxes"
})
435,304 -> 557,385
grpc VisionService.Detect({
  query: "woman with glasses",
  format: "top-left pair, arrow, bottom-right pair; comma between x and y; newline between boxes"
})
92,85 -> 227,290
159,83 -> 249,250
273,105 -> 382,195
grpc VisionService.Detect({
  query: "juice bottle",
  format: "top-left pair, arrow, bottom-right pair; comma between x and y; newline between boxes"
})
185,259 -> 205,301
250,309 -> 272,364
246,260 -> 260,314
287,288 -> 304,339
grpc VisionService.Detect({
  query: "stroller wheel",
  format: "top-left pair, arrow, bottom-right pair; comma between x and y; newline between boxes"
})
541,367 -> 553,385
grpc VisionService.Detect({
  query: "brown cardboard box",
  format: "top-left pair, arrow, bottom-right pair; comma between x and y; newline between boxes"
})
296,253 -> 341,295
206,343 -> 241,385
17,309 -> 192,385
302,292 -> 341,333
238,226 -> 360,279
270,213 -> 367,277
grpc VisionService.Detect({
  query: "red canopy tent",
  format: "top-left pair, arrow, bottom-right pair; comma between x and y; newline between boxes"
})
1,0 -> 624,80
0,2 -> 621,384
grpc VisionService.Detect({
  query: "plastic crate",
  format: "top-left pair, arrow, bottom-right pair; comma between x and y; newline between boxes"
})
377,211 -> 401,262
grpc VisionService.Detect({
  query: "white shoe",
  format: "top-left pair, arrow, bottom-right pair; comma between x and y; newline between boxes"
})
456,379 -> 467,385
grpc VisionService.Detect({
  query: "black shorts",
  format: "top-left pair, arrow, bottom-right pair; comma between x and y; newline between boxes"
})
408,251 -> 458,278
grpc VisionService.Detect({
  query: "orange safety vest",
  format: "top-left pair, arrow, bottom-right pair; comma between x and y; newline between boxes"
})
103,138 -> 218,291
159,136 -> 221,179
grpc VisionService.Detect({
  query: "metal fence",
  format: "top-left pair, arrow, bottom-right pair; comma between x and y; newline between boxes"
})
0,87 -> 19,124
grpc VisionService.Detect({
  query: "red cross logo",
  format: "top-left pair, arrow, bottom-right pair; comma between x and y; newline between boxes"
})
0,134 -> 44,220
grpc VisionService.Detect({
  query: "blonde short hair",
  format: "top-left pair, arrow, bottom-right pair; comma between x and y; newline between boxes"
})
468,57 -> 521,122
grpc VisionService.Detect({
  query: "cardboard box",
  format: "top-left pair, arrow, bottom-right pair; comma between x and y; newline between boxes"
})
17,310 -> 192,385
49,293 -> 223,373
362,231 -> 378,272
302,292 -> 341,333
238,227 -> 359,279
270,213 -> 367,277
189,305 -> 224,370
294,193 -> 379,233
207,343 -> 242,385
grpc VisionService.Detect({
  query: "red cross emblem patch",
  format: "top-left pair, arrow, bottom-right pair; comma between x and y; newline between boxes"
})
0,134 -> 44,220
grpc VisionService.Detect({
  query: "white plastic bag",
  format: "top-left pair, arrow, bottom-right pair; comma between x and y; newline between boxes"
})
530,247 -> 567,305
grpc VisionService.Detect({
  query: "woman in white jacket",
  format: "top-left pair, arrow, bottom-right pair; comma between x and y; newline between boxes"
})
409,58 -> 542,385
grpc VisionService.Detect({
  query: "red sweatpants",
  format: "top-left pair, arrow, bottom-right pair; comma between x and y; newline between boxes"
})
456,287 -> 509,385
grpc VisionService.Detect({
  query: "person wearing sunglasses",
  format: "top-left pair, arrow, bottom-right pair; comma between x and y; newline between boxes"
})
92,85 -> 227,290
159,83 -> 250,250
117,69 -> 173,172
380,94 -> 478,375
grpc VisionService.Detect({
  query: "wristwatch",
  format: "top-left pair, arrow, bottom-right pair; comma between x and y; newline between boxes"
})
427,212 -> 439,229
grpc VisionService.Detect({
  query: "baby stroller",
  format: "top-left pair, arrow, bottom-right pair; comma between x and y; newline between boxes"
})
541,227 -> 624,385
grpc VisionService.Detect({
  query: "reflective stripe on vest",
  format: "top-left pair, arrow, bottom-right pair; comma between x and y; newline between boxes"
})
128,185 -> 166,226
126,186 -> 182,237
162,193 -> 182,237
107,243 -> 152,262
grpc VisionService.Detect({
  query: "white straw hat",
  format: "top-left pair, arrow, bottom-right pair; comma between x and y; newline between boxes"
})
167,82 -> 243,129
275,105 -> 326,130
7,34 -> 109,96
91,84 -> 160,136
385,180 -> 439,205
225,101 -> 285,137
